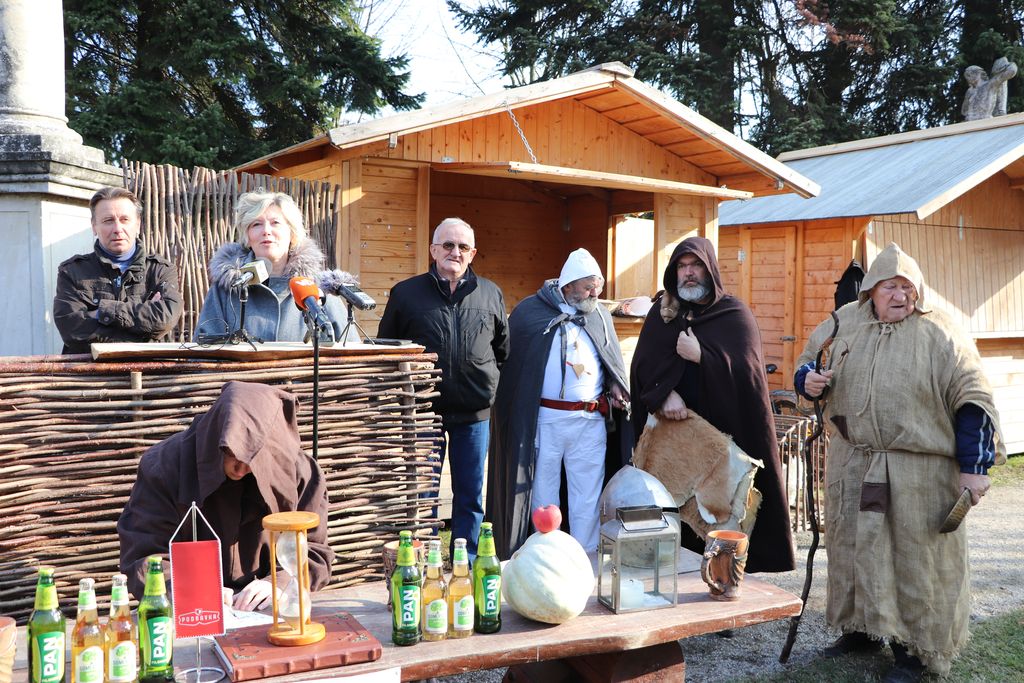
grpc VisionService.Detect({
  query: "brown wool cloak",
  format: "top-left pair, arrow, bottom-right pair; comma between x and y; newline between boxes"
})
798,243 -> 1006,675
630,236 -> 795,573
117,381 -> 333,598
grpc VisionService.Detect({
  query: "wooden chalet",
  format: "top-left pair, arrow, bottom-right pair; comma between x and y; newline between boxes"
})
720,113 -> 1024,453
237,63 -> 818,356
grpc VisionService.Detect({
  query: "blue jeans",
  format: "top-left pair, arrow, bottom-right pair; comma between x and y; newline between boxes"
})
424,419 -> 488,560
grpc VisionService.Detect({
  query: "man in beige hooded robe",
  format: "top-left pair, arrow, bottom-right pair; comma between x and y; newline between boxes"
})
796,243 -> 1005,681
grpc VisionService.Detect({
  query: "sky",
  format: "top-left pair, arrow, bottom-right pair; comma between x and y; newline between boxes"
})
356,0 -> 510,120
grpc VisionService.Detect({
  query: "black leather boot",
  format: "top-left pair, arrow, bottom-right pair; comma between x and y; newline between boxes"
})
884,642 -> 926,682
820,631 -> 884,658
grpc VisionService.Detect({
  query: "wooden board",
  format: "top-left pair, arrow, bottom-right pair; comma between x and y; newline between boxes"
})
213,612 -> 382,681
90,341 -> 425,362
434,161 -> 752,200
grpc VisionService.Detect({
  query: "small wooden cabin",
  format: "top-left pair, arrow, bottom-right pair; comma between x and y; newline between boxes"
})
237,63 -> 818,356
720,114 -> 1024,453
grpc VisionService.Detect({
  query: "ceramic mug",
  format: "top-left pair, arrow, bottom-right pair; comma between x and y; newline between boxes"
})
700,530 -> 749,601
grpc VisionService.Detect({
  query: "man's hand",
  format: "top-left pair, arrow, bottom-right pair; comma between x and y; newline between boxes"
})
659,390 -> 688,420
959,472 -> 991,506
804,369 -> 833,398
232,579 -> 277,612
676,328 -> 701,363
609,383 -> 629,409
222,587 -> 234,607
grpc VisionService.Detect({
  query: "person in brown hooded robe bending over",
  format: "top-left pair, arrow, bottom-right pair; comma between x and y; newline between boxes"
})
117,380 -> 333,610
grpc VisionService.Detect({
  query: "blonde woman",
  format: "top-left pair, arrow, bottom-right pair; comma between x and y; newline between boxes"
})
197,191 -> 348,342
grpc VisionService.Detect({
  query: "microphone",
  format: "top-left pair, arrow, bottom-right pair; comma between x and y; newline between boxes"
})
230,258 -> 271,288
289,276 -> 332,331
318,269 -> 377,311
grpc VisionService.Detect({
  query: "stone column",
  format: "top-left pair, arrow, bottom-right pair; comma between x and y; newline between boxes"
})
0,0 -> 122,356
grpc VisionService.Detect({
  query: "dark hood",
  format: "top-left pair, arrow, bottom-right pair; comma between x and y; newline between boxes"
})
192,380 -> 303,509
661,236 -> 727,312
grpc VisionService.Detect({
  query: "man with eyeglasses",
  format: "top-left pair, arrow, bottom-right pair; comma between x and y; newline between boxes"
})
378,217 -> 509,560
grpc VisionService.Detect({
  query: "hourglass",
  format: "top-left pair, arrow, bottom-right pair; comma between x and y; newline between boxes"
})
263,511 -> 326,646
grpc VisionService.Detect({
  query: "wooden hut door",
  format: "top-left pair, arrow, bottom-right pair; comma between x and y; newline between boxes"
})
737,225 -> 798,390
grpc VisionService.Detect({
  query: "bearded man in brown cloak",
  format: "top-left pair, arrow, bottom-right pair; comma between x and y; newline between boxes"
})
630,236 -> 795,574
118,381 -> 334,610
798,243 -> 1005,682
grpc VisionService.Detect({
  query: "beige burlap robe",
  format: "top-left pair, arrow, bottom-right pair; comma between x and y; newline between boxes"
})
799,300 -> 1005,675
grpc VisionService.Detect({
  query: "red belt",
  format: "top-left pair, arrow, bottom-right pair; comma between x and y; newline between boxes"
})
540,396 -> 609,416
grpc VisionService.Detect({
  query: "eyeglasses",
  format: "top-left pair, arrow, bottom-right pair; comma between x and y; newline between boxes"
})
433,241 -> 474,254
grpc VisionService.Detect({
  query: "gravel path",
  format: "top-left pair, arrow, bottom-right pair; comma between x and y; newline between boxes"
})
439,482 -> 1024,682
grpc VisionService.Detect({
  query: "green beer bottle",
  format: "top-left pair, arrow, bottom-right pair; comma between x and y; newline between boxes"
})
390,531 -> 422,646
71,578 -> 104,683
473,523 -> 501,634
138,557 -> 173,682
28,566 -> 66,683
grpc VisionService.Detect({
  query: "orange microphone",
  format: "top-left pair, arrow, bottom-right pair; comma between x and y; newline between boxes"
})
289,276 -> 331,332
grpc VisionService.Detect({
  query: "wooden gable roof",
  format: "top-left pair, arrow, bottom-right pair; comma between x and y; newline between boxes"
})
237,63 -> 819,200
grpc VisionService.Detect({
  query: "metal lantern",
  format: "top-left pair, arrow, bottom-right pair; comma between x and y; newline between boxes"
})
598,505 -> 679,614
264,511 -> 325,646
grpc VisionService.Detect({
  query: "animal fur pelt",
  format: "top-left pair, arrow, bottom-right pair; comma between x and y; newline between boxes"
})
633,412 -> 763,539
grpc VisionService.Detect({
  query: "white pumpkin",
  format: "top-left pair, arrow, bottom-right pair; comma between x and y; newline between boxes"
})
502,529 -> 594,624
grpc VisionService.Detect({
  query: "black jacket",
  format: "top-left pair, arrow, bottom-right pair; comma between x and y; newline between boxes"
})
53,241 -> 183,354
378,265 -> 509,424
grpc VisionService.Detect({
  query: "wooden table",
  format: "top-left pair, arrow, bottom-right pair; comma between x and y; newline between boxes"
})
11,558 -> 800,682
210,561 -> 798,682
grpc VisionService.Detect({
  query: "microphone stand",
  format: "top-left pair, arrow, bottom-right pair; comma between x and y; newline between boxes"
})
339,301 -> 374,347
302,310 -> 322,462
225,286 -> 262,350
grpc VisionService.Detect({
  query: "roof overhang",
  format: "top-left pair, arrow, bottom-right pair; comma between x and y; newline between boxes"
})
433,161 -> 754,199
610,77 -> 818,199
236,63 -> 819,200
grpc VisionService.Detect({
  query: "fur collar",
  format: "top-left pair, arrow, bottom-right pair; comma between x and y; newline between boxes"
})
208,239 -> 326,289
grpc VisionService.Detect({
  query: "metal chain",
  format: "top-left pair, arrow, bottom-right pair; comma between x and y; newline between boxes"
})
504,101 -> 538,164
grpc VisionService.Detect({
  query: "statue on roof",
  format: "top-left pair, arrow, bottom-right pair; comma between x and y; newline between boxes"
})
962,57 -> 1018,121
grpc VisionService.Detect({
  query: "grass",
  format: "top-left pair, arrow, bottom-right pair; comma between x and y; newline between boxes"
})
991,452 -> 1024,486
732,463 -> 1024,682
733,609 -> 1024,682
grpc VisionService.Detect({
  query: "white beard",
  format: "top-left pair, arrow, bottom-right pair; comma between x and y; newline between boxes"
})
677,282 -> 710,303
573,297 -> 599,314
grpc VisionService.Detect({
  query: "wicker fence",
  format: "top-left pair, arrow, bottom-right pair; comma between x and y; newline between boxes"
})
121,160 -> 342,343
0,352 -> 443,623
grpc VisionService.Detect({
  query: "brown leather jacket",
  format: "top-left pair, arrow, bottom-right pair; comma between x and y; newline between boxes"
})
52,241 -> 182,354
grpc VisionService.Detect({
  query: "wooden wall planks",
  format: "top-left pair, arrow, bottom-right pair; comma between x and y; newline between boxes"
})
869,216 -> 1024,336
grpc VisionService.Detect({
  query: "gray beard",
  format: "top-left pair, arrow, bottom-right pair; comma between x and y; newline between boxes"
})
677,282 -> 710,303
572,297 -> 599,314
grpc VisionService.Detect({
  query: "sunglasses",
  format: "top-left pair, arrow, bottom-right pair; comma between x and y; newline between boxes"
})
434,241 -> 474,254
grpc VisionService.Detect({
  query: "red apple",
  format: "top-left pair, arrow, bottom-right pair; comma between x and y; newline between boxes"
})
531,505 -> 562,534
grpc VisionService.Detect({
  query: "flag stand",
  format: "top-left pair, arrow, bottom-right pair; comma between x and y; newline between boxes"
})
171,502 -> 227,683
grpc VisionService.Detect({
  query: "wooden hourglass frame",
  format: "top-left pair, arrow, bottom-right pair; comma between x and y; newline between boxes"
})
264,511 -> 326,646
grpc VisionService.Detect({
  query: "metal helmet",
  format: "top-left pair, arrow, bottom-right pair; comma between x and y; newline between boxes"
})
599,465 -> 678,525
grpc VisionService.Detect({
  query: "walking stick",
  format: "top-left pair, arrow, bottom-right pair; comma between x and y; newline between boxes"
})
779,311 -> 839,663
